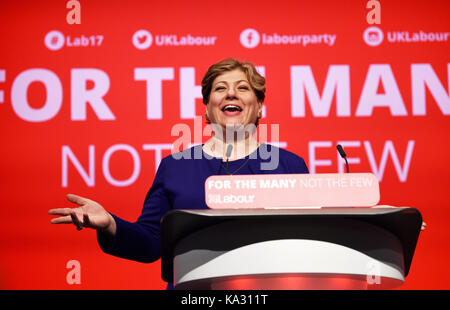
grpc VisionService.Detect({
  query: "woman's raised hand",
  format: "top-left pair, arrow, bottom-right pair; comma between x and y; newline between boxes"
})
49,194 -> 116,234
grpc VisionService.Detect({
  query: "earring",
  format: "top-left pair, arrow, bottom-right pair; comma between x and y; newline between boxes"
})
205,113 -> 209,121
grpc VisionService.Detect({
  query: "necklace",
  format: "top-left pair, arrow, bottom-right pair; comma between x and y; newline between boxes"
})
222,157 -> 251,175
203,140 -> 259,175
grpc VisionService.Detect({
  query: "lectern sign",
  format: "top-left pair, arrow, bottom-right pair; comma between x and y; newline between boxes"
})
205,173 -> 380,209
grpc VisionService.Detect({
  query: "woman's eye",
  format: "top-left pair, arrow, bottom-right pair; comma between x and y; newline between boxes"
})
239,86 -> 249,90
215,86 -> 225,91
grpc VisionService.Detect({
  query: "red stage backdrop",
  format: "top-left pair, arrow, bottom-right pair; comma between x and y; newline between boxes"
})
0,0 -> 449,289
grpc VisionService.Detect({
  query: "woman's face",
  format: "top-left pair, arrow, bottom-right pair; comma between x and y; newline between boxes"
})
206,69 -> 262,131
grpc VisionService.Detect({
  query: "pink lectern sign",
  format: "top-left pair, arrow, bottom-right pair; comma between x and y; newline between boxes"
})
205,173 -> 380,209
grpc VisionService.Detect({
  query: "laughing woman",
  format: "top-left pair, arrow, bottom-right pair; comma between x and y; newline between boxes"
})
48,58 -> 309,289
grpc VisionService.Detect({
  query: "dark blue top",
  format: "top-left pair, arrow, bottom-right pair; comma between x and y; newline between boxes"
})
96,144 -> 309,288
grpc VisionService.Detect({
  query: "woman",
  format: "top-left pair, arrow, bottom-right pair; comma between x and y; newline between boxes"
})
48,58 -> 310,288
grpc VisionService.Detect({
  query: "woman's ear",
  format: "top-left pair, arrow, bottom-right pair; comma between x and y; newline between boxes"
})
204,103 -> 211,124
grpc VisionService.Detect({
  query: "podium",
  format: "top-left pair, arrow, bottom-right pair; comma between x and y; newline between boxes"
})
160,207 -> 422,290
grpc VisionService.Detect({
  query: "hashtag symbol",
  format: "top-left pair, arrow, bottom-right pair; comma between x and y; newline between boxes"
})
247,33 -> 253,45
50,36 -> 59,45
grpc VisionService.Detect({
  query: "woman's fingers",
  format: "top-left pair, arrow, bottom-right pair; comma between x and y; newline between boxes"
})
50,215 -> 73,224
70,211 -> 84,230
49,211 -> 90,231
48,208 -> 73,216
49,208 -> 86,229
66,193 -> 88,206
49,194 -> 97,230
83,214 -> 91,227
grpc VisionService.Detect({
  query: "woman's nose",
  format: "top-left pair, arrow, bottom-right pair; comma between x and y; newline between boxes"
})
226,87 -> 236,98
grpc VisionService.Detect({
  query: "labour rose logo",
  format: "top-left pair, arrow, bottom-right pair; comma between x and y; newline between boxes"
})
240,28 -> 260,49
132,29 -> 153,50
363,26 -> 384,47
44,30 -> 65,51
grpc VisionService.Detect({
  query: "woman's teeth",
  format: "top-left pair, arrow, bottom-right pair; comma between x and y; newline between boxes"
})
222,105 -> 242,112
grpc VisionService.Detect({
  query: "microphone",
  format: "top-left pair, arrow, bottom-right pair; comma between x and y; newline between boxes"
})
225,144 -> 233,175
336,144 -> 349,173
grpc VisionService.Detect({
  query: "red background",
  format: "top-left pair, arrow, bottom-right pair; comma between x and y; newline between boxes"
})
0,0 -> 449,289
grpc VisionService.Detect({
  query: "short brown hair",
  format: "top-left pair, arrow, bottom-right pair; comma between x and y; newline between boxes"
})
201,58 -> 266,105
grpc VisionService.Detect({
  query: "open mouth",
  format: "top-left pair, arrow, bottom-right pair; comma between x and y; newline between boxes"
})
221,104 -> 243,115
